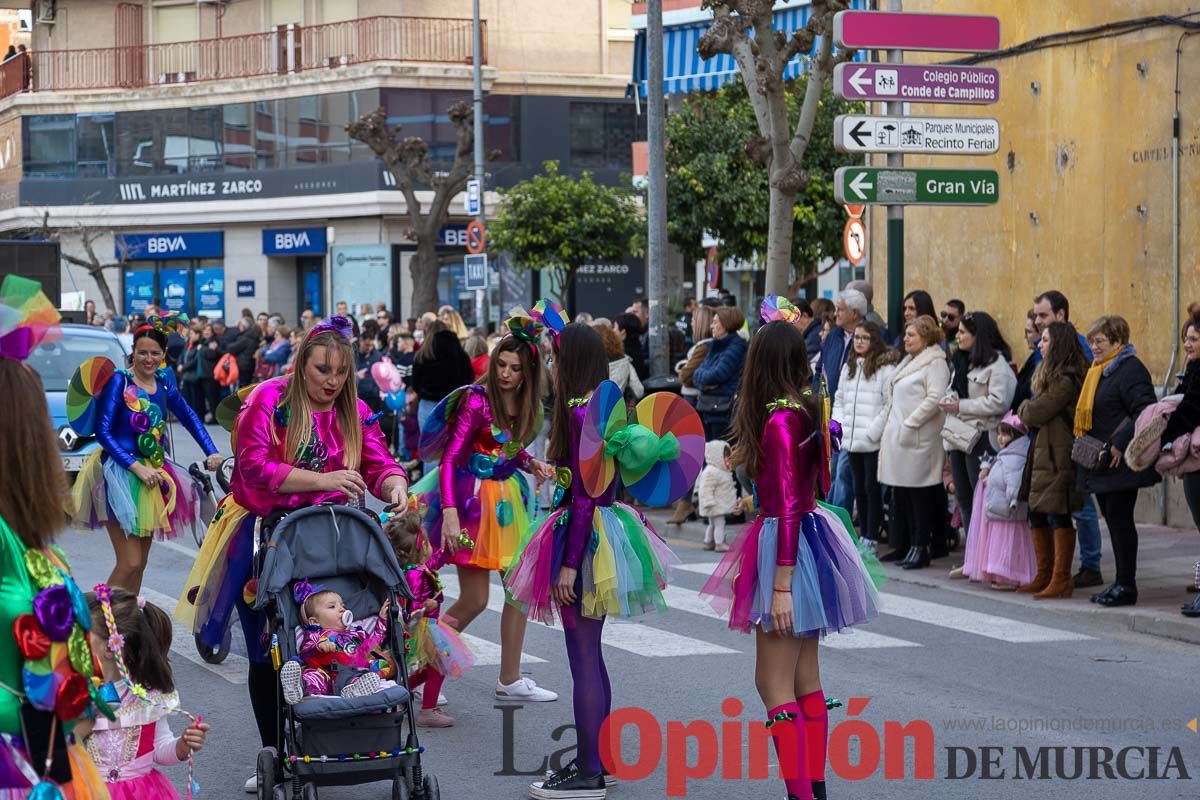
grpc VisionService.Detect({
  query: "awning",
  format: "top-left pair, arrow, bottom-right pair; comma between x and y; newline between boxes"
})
629,0 -> 863,97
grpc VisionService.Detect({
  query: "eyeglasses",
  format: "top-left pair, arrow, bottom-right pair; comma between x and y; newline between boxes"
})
852,335 -> 872,342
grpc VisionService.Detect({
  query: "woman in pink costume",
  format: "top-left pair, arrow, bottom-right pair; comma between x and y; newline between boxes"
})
410,308 -> 557,703
175,317 -> 408,781
701,321 -> 880,800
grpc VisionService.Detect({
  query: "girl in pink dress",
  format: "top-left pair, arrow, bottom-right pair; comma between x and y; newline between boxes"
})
962,413 -> 1037,588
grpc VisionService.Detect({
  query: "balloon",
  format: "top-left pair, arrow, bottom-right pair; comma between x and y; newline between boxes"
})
372,357 -> 403,394
385,391 -> 405,411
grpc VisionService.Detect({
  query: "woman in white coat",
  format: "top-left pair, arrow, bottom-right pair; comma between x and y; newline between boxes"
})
939,311 -> 1017,559
832,321 -> 899,545
879,315 -> 951,569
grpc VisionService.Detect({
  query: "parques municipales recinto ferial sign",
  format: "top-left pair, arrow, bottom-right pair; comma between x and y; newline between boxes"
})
831,9 -> 1002,207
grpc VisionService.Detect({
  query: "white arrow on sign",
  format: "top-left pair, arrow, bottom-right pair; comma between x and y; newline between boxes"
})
849,172 -> 873,200
847,67 -> 871,95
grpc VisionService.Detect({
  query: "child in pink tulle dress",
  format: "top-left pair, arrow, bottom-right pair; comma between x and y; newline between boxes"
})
963,413 -> 1037,589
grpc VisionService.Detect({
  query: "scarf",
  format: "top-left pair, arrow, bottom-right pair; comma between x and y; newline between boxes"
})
1074,344 -> 1131,436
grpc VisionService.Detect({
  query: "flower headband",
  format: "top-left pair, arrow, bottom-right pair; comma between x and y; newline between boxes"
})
0,274 -> 61,362
530,298 -> 568,344
292,578 -> 326,606
760,295 -> 800,325
307,315 -> 354,342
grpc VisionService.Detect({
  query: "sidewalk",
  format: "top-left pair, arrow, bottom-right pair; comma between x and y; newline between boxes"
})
648,506 -> 1200,646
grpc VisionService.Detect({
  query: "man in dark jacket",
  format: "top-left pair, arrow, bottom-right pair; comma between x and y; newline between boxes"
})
816,288 -> 867,511
224,316 -> 262,388
794,298 -> 823,356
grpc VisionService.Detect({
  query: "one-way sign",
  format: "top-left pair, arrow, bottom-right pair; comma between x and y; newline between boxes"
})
834,115 -> 1000,156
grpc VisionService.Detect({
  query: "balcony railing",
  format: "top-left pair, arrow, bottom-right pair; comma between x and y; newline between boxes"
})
0,16 -> 485,99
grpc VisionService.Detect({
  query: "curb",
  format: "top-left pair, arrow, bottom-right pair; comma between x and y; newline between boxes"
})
649,509 -> 1200,647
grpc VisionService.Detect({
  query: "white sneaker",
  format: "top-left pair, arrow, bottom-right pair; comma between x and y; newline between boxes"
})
411,687 -> 448,706
244,774 -> 257,794
280,660 -> 304,706
496,676 -> 558,702
340,671 -> 381,699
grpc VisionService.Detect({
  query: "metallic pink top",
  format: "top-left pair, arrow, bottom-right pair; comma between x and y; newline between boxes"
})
439,387 -> 532,509
231,377 -> 407,517
756,407 -> 820,566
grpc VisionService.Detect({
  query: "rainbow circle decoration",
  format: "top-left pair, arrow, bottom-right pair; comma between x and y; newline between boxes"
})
578,380 -> 628,499
759,295 -> 800,325
66,356 -> 117,436
621,393 -> 705,507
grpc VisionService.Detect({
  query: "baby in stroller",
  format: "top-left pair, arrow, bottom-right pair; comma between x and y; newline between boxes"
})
280,580 -> 396,704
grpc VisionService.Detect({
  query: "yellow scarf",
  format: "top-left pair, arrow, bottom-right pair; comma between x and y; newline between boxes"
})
1074,346 -> 1122,437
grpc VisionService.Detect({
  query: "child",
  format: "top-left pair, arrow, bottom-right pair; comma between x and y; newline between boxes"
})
698,440 -> 738,552
84,586 -> 211,800
383,509 -> 475,728
962,413 -> 1037,589
280,582 -> 394,703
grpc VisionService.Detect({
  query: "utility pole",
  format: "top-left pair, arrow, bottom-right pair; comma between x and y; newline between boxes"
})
885,0 -> 904,339
647,0 -> 668,376
473,0 -> 489,329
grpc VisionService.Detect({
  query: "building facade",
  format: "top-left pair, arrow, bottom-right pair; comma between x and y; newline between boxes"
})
0,0 -> 643,323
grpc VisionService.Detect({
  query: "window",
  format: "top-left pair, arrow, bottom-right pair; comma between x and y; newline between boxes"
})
569,102 -> 638,169
24,115 -> 75,177
159,107 -> 189,174
117,111 -> 157,176
255,100 -> 283,170
154,4 -> 198,43
222,103 -> 254,171
270,0 -> 303,26
77,114 -> 114,178
188,106 -> 223,173
349,89 -> 381,162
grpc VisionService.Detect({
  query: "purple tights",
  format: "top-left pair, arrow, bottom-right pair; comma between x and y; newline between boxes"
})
563,612 -> 612,777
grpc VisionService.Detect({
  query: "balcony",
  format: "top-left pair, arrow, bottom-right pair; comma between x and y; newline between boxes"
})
0,16 -> 486,100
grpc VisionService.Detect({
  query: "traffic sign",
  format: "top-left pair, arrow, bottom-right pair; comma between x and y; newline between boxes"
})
833,11 -> 1000,53
465,219 -> 487,255
833,63 -> 1000,105
464,253 -> 488,289
843,217 -> 866,265
465,179 -> 481,216
834,115 -> 999,155
834,167 -> 999,206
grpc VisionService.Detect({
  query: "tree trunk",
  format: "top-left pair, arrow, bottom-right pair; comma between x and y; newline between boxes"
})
765,183 -> 796,295
409,235 -> 441,315
88,268 -> 118,314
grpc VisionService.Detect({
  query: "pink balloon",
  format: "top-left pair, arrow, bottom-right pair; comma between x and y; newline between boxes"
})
371,357 -> 403,393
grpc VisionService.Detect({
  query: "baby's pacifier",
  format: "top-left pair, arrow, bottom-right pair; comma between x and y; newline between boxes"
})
341,609 -> 354,627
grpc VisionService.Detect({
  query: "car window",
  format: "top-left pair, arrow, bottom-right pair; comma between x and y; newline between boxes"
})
28,333 -> 127,391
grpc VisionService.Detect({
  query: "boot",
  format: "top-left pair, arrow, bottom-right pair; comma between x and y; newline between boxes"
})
667,498 -> 695,525
1018,528 -> 1053,593
1034,528 -> 1076,599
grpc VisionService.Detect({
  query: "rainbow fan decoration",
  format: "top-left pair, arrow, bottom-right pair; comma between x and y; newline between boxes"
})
579,380 -> 628,498
418,385 -> 479,462
622,393 -> 704,507
0,274 -> 61,361
216,383 -> 258,437
531,298 -> 569,339
759,295 -> 800,325
66,356 -> 118,436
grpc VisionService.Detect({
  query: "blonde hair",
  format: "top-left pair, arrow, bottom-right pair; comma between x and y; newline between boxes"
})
277,331 -> 362,471
905,315 -> 944,348
438,305 -> 470,340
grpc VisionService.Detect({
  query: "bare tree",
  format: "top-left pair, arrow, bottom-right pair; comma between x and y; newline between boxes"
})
348,102 -> 494,315
33,211 -> 128,313
698,0 -> 855,295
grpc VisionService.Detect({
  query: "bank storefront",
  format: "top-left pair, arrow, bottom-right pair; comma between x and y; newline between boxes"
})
118,231 -> 225,319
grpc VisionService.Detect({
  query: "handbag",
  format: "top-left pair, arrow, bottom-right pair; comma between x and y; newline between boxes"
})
1071,434 -> 1112,470
941,413 -> 982,453
696,393 -> 734,416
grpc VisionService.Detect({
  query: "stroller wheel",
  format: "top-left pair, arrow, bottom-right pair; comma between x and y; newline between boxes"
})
421,775 -> 440,800
391,778 -> 411,800
195,628 -> 231,665
255,747 -> 277,800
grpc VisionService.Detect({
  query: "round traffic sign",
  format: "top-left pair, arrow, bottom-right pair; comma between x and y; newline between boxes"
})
466,219 -> 487,255
843,218 -> 866,265
844,203 -> 865,219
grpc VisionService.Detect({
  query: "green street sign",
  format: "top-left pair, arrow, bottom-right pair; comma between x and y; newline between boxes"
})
834,167 -> 1000,205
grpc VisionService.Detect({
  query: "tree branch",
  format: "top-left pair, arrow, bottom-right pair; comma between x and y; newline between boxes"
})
789,15 -> 834,164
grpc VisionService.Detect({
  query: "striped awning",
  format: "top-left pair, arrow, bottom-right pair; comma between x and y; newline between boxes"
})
630,1 -> 863,97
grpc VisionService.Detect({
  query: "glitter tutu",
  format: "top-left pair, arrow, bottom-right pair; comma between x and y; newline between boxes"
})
69,450 -> 201,541
410,466 -> 534,571
407,617 -> 475,678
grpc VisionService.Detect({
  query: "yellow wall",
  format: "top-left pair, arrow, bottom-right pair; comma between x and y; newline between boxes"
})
866,0 -> 1200,381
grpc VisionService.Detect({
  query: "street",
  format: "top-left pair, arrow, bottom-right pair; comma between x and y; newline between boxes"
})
57,423 -> 1199,800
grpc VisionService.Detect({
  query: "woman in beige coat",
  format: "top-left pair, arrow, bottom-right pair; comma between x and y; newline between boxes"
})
879,315 -> 951,569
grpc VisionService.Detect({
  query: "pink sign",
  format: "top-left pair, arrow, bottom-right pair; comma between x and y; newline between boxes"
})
833,11 -> 1000,54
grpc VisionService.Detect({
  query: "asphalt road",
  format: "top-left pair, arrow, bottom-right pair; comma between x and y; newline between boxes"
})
59,422 -> 1200,800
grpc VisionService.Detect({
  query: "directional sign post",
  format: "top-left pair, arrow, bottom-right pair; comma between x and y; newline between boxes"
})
833,11 -> 1001,53
834,63 -> 1000,105
464,253 -> 488,290
834,167 -> 1000,206
834,115 -> 1000,155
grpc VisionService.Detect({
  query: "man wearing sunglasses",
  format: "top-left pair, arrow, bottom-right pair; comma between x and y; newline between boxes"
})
941,299 -> 965,355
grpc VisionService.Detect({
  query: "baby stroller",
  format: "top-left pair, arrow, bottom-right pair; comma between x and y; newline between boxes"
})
253,504 -> 440,800
188,456 -> 237,666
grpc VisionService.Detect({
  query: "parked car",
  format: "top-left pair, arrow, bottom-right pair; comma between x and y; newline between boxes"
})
26,324 -> 127,478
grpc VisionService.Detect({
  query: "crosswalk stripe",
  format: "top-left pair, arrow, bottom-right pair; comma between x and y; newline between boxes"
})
440,575 -> 739,658
659,585 -> 920,650
141,587 -> 249,685
672,561 -> 1092,644
459,632 -> 546,667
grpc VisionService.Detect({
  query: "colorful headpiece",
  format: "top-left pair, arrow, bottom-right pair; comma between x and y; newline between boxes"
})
292,578 -> 325,606
530,298 -> 568,344
0,274 -> 61,361
759,295 -> 800,325
141,312 -> 189,336
501,307 -> 544,352
307,315 -> 354,342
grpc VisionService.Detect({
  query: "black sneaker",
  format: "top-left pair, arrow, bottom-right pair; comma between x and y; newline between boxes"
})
545,767 -> 616,787
529,762 -> 606,799
1073,567 -> 1104,589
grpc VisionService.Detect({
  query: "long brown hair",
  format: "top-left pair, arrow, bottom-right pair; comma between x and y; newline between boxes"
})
0,360 -> 66,547
87,587 -> 175,693
1032,321 -> 1088,394
548,324 -> 609,462
730,321 -> 816,479
592,322 -> 625,360
483,334 -> 542,446
846,321 -> 893,379
277,331 -> 362,470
